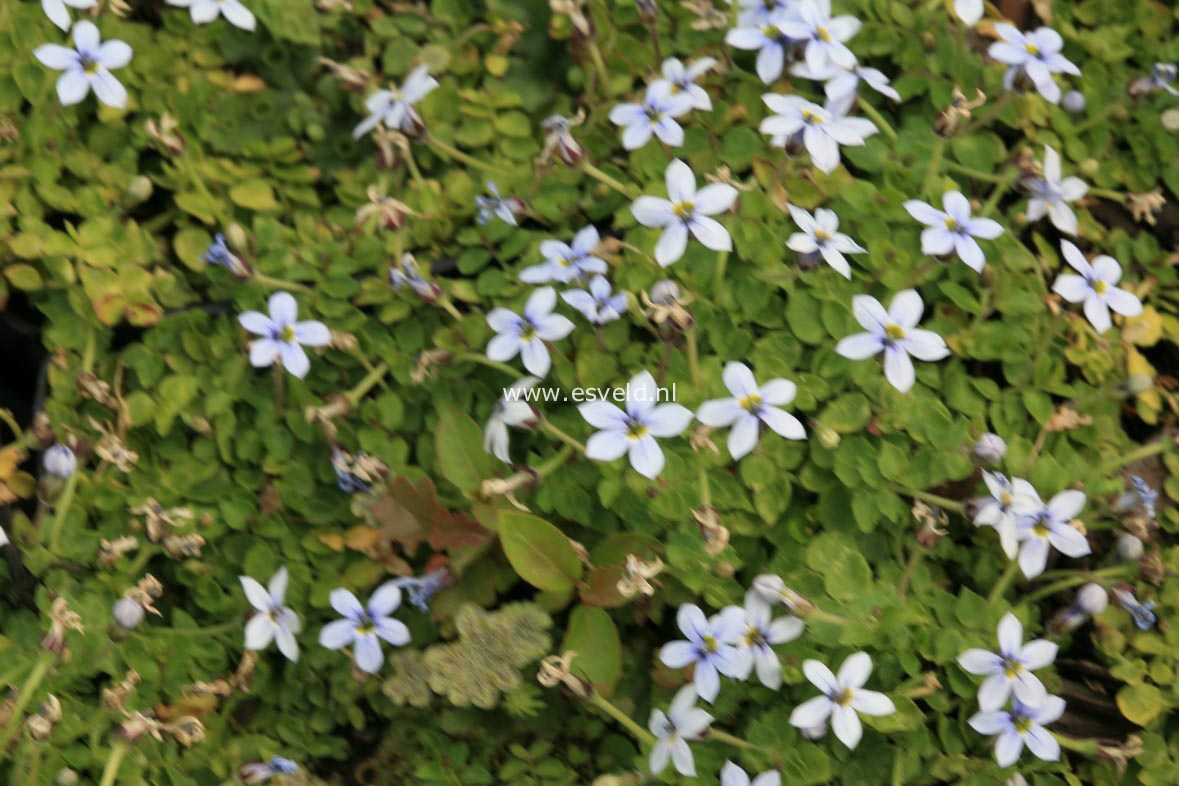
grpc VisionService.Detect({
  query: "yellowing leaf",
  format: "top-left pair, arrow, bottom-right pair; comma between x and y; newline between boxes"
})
229,179 -> 280,211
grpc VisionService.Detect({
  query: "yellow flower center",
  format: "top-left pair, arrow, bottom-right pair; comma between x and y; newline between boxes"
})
944,216 -> 960,231
739,393 -> 762,412
626,419 -> 649,440
1000,492 -> 1013,506
1092,280 -> 1108,295
814,228 -> 832,243
802,109 -> 823,124
832,688 -> 853,707
702,635 -> 718,653
672,201 -> 694,219
520,325 -> 537,342
1025,43 -> 1040,56
1032,522 -> 1049,538
817,27 -> 832,42
1003,659 -> 1023,679
885,324 -> 906,341
1013,716 -> 1033,734
280,325 -> 296,343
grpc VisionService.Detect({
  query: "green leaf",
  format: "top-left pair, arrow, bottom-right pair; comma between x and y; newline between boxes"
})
1117,683 -> 1167,725
434,406 -> 492,494
229,179 -> 280,211
562,606 -> 622,696
498,511 -> 583,593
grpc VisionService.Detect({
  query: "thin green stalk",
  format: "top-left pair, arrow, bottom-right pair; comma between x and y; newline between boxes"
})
539,420 -> 586,453
46,471 -> 79,554
987,560 -> 1021,608
535,445 -> 576,478
1024,566 -> 1134,604
1052,733 -> 1100,756
807,608 -> 852,626
424,133 -> 498,174
98,740 -> 129,786
684,327 -> 702,387
712,250 -> 728,297
403,144 -> 427,191
273,363 -> 285,409
437,294 -> 464,321
585,41 -> 612,96
252,272 -> 313,294
1100,439 -> 1173,474
579,160 -> 637,199
0,652 -> 54,753
857,100 -> 898,141
980,169 -> 1022,216
897,548 -> 923,597
588,692 -> 656,746
707,729 -> 776,754
697,461 -> 712,510
921,136 -> 947,198
345,362 -> 390,407
1088,187 -> 1124,202
944,160 -> 1013,184
452,352 -> 520,377
887,484 -> 965,514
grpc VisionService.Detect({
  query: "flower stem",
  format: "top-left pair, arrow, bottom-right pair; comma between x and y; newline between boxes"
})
944,160 -> 1013,185
806,607 -> 852,626
921,136 -> 946,198
980,169 -> 1022,216
706,728 -> 775,754
0,652 -> 54,753
253,272 -> 313,294
897,547 -> 923,597
684,327 -> 702,387
98,740 -> 129,786
697,460 -> 713,510
1100,439 -> 1173,474
578,160 -> 637,199
987,560 -> 1021,608
46,471 -> 79,554
535,445 -> 576,478
887,484 -> 965,514
345,362 -> 390,407
540,419 -> 586,453
1024,566 -> 1134,604
437,294 -> 465,321
586,40 -> 612,94
588,692 -> 656,746
1052,733 -> 1101,756
152,620 -> 241,637
452,352 -> 520,377
1088,187 -> 1125,202
423,133 -> 498,174
857,100 -> 898,142
273,363 -> 285,409
403,144 -> 428,191
712,250 -> 729,298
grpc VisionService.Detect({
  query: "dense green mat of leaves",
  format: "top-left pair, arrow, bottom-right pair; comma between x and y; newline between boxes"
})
1,0 -> 1179,783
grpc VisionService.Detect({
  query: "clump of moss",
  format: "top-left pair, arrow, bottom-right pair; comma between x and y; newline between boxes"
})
383,603 -> 551,710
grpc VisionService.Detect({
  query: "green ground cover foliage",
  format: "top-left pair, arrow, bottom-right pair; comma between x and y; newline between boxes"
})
0,0 -> 1178,784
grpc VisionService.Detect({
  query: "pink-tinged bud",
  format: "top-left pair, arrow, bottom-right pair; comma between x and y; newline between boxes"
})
113,598 -> 145,629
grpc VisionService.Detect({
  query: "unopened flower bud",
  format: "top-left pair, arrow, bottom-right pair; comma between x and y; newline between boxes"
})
1005,775 -> 1028,786
42,445 -> 76,479
1077,583 -> 1109,615
635,0 -> 656,21
1062,91 -> 1085,115
39,695 -> 62,723
973,433 -> 1006,463
113,598 -> 145,629
1117,533 -> 1144,562
1079,158 -> 1100,178
224,223 -> 248,252
812,421 -> 840,449
1162,108 -> 1179,132
127,175 -> 153,203
55,769 -> 80,786
752,574 -> 814,616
